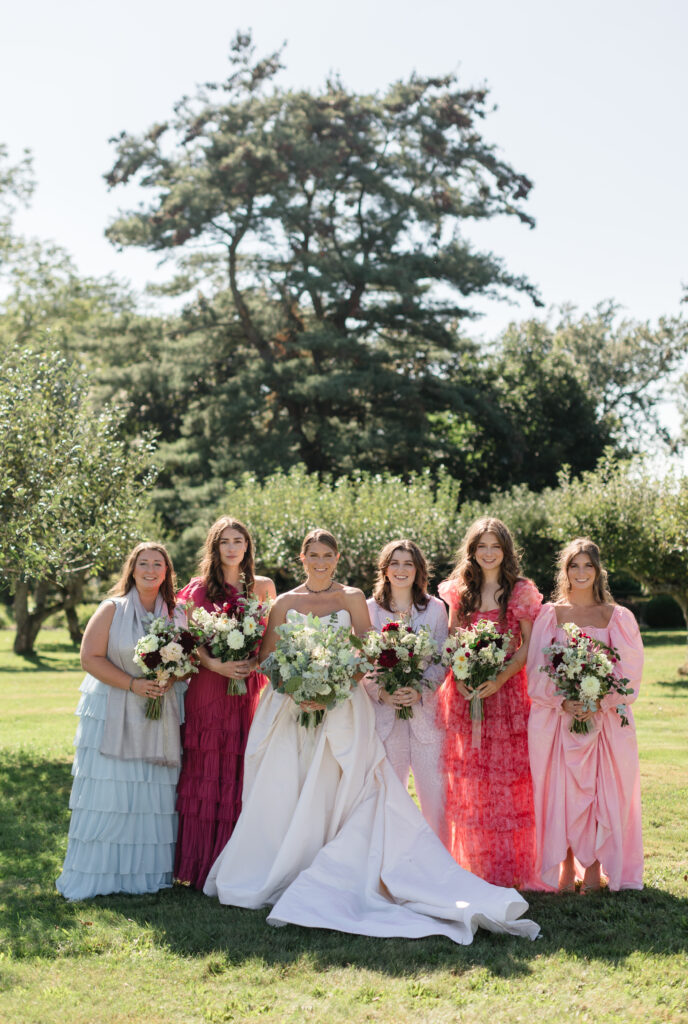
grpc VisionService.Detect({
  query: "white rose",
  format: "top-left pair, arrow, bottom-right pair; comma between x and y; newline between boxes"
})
137,634 -> 159,654
159,641 -> 184,664
596,654 -> 612,674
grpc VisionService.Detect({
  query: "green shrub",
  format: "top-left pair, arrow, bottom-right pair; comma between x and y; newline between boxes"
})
173,466 -> 462,593
644,593 -> 685,629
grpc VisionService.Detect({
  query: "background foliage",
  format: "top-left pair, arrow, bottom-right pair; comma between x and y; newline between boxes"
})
1,39 -> 688,651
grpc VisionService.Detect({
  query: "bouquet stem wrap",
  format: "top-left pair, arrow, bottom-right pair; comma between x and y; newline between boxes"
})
469,692 -> 484,749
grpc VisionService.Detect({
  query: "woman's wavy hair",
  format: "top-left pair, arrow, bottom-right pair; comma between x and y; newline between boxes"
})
449,517 -> 522,623
552,537 -> 614,605
372,539 -> 430,612
198,516 -> 255,603
109,542 -> 177,610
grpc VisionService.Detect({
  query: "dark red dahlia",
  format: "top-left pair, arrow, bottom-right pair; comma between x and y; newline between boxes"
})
381,622 -> 400,633
142,650 -> 162,669
178,631 -> 196,654
379,649 -> 400,668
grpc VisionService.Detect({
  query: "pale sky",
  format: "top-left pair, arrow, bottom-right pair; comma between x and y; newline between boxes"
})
2,0 -> 686,342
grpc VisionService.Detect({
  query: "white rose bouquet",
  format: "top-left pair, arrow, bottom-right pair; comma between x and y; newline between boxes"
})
133,608 -> 204,719
441,620 -> 513,747
541,623 -> 634,734
193,592 -> 271,695
362,622 -> 439,720
263,612 -> 369,728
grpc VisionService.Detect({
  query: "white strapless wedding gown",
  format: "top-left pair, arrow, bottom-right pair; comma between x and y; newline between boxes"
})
204,610 -> 539,944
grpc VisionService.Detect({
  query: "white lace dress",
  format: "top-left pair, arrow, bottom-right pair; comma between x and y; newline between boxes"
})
204,609 -> 539,944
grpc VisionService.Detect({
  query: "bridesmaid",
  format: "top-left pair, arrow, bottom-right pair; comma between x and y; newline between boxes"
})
174,516 -> 276,889
527,538 -> 644,892
364,539 -> 448,834
436,517 -> 542,889
57,543 -> 187,900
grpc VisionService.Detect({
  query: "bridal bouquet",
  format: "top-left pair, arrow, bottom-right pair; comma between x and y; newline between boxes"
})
363,622 -> 439,719
134,609 -> 203,719
193,592 -> 271,694
441,620 -> 513,747
541,623 -> 634,734
264,612 -> 369,728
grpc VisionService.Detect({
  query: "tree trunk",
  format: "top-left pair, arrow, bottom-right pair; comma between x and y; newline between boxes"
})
65,605 -> 82,645
671,591 -> 688,672
63,574 -> 85,645
13,579 -> 64,656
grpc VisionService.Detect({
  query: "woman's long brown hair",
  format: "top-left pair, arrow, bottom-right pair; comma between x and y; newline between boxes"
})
372,539 -> 430,611
198,516 -> 256,603
552,537 -> 615,605
449,517 -> 522,623
109,542 -> 177,610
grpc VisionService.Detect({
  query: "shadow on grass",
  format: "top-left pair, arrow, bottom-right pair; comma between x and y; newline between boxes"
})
1,754 -> 687,978
0,639 -> 81,674
655,678 -> 688,692
640,630 -> 685,649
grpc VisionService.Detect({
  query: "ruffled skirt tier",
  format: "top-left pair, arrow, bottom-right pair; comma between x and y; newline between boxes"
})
174,670 -> 262,889
438,668 -> 539,889
56,675 -> 183,901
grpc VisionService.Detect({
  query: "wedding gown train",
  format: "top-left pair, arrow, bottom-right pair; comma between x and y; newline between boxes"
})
204,610 -> 539,944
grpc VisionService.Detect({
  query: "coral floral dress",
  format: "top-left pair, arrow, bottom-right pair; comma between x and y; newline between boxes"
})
436,578 -> 543,889
174,578 -> 265,889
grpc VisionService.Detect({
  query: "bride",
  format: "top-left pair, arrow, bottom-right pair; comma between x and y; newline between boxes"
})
204,529 -> 539,944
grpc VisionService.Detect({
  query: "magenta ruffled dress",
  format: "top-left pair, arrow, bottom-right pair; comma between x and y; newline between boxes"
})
436,579 -> 543,889
174,578 -> 264,889
526,603 -> 644,890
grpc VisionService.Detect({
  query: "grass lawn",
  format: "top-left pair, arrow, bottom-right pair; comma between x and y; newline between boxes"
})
0,627 -> 687,1024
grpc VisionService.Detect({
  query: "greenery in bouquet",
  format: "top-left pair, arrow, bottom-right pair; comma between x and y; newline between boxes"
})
264,612 -> 369,728
133,607 -> 203,718
441,620 -> 513,744
363,622 -> 439,720
541,623 -> 634,734
193,591 -> 271,695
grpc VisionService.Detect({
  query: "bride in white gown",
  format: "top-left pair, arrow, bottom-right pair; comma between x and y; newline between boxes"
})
204,529 -> 539,944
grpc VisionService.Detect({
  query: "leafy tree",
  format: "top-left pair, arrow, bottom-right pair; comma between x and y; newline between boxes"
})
172,465 -> 462,593
104,32 -> 540,494
0,144 -> 34,260
497,304 -> 688,457
0,345 -> 156,653
546,457 -> 688,663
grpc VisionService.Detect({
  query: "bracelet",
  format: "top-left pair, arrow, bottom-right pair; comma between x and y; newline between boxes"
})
129,676 -> 135,692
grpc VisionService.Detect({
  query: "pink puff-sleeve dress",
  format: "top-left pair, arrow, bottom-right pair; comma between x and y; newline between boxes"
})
526,603 -> 644,891
436,578 -> 543,889
363,596 -> 449,836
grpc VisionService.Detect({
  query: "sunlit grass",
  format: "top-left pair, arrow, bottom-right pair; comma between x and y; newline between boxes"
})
0,627 -> 687,1023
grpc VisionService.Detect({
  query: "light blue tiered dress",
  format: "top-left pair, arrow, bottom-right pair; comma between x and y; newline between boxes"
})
56,594 -> 186,901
